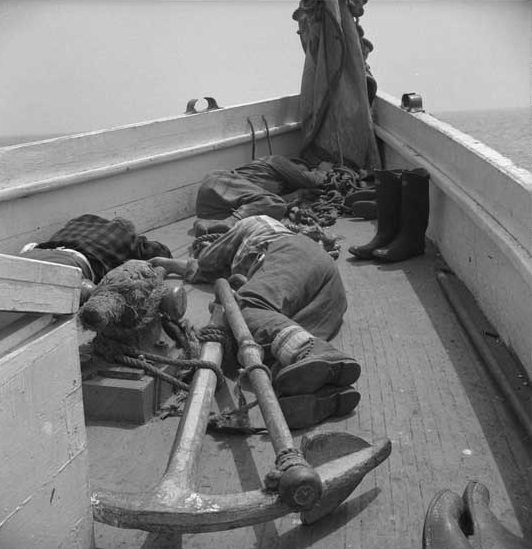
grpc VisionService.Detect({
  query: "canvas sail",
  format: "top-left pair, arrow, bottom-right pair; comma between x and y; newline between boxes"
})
293,0 -> 380,169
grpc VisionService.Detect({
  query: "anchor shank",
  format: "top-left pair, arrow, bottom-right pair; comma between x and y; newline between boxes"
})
248,368 -> 294,454
215,278 -> 323,511
215,279 -> 294,453
162,304 -> 225,490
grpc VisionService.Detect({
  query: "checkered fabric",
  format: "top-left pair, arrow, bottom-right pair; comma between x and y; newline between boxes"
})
37,214 -> 171,282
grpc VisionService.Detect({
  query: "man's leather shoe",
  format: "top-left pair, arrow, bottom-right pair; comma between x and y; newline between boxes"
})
279,385 -> 361,429
193,217 -> 236,237
274,338 -> 361,396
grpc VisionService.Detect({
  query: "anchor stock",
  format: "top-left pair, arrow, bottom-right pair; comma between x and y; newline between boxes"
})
214,277 -> 323,511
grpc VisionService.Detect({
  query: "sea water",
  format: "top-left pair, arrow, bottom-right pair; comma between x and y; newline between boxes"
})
436,108 -> 532,174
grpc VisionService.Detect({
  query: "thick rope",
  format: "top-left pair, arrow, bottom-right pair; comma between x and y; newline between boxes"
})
282,221 -> 341,260
161,315 -> 202,360
117,354 -> 190,391
138,351 -> 223,386
210,359 -> 273,434
284,163 -> 372,230
191,233 -> 225,258
201,326 -> 273,435
240,361 -> 272,381
139,355 -> 225,391
92,320 -> 227,390
264,448 -> 313,492
197,324 -> 229,345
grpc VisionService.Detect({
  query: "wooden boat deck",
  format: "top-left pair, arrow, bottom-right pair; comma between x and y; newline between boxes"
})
87,216 -> 532,549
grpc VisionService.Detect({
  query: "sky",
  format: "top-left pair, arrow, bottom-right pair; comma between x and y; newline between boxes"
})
0,0 -> 530,140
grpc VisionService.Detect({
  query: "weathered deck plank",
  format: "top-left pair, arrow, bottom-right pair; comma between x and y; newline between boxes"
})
88,216 -> 532,549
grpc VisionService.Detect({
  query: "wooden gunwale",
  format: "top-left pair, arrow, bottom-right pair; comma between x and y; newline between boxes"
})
373,93 -> 532,378
0,95 -> 301,198
0,122 -> 300,204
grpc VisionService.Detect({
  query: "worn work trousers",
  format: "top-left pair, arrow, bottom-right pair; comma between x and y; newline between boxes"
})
195,170 -> 288,221
237,234 -> 347,361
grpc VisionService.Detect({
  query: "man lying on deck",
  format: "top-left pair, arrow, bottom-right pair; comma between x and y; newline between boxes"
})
18,214 -> 172,302
192,155 -> 327,237
150,214 -> 361,429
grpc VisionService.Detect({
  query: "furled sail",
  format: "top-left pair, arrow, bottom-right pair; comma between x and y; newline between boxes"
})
293,0 -> 380,169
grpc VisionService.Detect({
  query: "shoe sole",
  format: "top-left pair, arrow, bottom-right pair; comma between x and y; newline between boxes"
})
275,357 -> 361,396
279,388 -> 361,430
348,246 -> 376,259
372,245 -> 425,263
348,238 -> 395,259
344,190 -> 376,208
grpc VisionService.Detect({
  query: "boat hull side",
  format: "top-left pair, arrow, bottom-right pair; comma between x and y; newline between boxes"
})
374,93 -> 532,378
0,96 -> 302,254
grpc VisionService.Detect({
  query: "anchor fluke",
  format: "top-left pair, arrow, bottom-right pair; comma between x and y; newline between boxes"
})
300,432 -> 391,524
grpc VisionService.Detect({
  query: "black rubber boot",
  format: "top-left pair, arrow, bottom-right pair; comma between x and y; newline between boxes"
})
463,481 -> 529,549
348,169 -> 402,259
372,168 -> 430,262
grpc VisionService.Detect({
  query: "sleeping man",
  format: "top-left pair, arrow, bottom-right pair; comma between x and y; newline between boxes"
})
192,155 -> 327,237
18,214 -> 172,302
150,214 -> 361,430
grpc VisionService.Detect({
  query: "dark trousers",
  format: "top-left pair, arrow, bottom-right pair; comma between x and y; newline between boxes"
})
237,235 -> 347,360
195,170 -> 287,221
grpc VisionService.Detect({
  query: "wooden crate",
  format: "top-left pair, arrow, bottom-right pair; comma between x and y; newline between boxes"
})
0,252 -> 81,314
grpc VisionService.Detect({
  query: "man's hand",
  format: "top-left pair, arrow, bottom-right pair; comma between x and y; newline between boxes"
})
148,257 -> 185,275
148,257 -> 199,282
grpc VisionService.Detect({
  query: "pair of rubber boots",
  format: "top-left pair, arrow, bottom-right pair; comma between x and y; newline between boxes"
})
349,168 -> 430,262
423,481 -> 529,548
